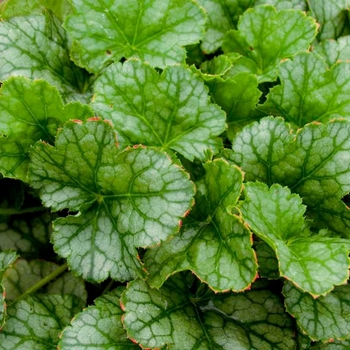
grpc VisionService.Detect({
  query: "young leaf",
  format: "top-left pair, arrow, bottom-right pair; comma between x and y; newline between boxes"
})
204,72 -> 262,138
144,159 -> 258,292
239,182 -> 349,296
0,294 -> 84,350
283,281 -> 350,342
121,275 -> 296,349
59,287 -> 139,349
0,12 -> 91,102
308,0 -> 350,40
314,36 -> 350,67
222,5 -> 317,82
259,52 -> 350,126
64,0 -> 206,73
0,252 -> 18,329
0,77 -> 94,180
28,119 -> 195,282
92,60 -> 226,161
197,0 -> 254,53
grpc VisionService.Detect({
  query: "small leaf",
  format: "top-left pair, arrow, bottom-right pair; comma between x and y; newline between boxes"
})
144,159 -> 258,292
0,77 -> 94,180
197,0 -> 254,53
0,12 -> 91,102
64,0 -> 206,73
222,5 -> 317,82
0,294 -> 84,350
59,287 -> 139,349
204,72 -> 262,138
3,259 -> 86,303
121,275 -> 296,349
28,119 -> 195,282
259,52 -> 350,126
0,251 -> 18,329
92,60 -> 226,161
239,182 -> 349,296
308,0 -> 350,40
284,281 -> 350,341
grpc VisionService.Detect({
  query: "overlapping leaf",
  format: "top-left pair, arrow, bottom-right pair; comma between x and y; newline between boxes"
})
0,252 -> 18,329
59,287 -> 138,349
0,294 -> 84,350
121,275 -> 296,349
197,0 -> 254,53
222,5 -> 317,82
92,60 -> 226,161
239,182 -> 349,296
28,119 -> 195,282
0,77 -> 94,180
144,159 -> 257,292
64,0 -> 206,73
0,12 -> 91,102
255,0 -> 307,10
308,0 -> 350,40
259,52 -> 350,126
284,281 -> 350,342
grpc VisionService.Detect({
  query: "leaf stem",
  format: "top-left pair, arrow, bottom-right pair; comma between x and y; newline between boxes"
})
8,263 -> 68,306
0,206 -> 47,216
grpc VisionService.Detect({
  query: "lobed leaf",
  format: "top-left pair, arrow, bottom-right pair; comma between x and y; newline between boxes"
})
0,294 -> 84,350
28,119 -> 195,282
254,0 -> 307,10
239,182 -> 349,296
59,287 -> 138,349
144,159 -> 258,292
222,5 -> 317,82
314,36 -> 350,67
64,0 -> 206,73
0,12 -> 91,102
92,60 -> 226,161
284,282 -> 350,342
121,275 -> 296,349
259,52 -> 350,126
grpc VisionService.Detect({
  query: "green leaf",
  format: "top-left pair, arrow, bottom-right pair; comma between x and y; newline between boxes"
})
28,119 -> 195,282
259,52 -> 350,126
0,77 -> 94,180
222,5 -> 317,82
59,287 -> 139,349
310,339 -> 350,349
121,275 -> 296,349
144,159 -> 258,292
239,182 -> 349,296
92,60 -> 226,161
254,240 -> 279,279
197,0 -> 254,53
64,0 -> 206,73
0,252 -> 18,329
0,294 -> 84,350
308,0 -> 350,40
232,117 -> 350,207
0,12 -> 92,102
254,0 -> 307,10
314,36 -> 350,67
283,281 -> 350,342
0,211 -> 52,258
3,259 -> 86,303
204,72 -> 261,138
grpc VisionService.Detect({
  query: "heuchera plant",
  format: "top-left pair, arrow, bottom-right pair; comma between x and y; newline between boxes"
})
0,0 -> 350,349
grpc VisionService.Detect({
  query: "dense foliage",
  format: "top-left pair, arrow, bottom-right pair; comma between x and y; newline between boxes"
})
0,0 -> 350,349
